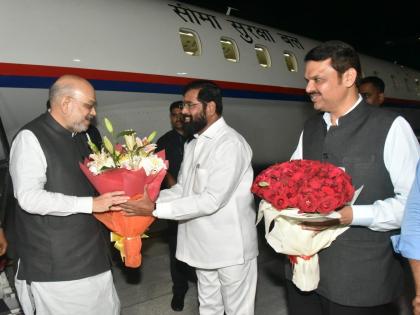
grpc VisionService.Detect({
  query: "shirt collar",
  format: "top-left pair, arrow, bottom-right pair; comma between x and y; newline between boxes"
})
194,117 -> 225,140
323,95 -> 363,129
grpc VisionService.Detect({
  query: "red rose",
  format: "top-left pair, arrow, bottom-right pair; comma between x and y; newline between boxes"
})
252,160 -> 355,214
297,193 -> 320,213
272,193 -> 289,210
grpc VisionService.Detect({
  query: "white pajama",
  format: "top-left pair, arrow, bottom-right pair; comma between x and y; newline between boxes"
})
196,258 -> 257,315
15,269 -> 120,315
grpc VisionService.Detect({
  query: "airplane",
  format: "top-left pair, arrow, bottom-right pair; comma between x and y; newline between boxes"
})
0,0 -> 419,169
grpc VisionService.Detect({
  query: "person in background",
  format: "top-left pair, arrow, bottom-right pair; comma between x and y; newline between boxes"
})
9,75 -> 128,315
288,40 -> 419,315
121,80 -> 259,315
156,100 -> 195,312
359,76 -> 385,106
393,161 -> 420,315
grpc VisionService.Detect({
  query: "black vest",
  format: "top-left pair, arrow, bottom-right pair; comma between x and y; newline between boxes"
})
288,102 -> 403,306
14,113 -> 110,282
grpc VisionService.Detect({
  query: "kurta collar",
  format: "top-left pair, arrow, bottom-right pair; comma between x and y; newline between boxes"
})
194,117 -> 226,140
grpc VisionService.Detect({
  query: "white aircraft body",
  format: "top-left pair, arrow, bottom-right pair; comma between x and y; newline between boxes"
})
1,0 -> 419,166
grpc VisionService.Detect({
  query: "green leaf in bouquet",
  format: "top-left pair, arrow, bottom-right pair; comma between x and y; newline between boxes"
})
147,131 -> 157,143
103,136 -> 114,154
99,165 -> 115,172
104,117 -> 114,134
258,181 -> 270,187
86,134 -> 100,154
117,129 -> 136,138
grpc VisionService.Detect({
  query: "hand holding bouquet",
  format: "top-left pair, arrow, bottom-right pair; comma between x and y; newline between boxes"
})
253,160 -> 358,291
80,118 -> 168,268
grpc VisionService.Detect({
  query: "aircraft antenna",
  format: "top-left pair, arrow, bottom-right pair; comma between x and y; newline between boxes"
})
226,6 -> 238,16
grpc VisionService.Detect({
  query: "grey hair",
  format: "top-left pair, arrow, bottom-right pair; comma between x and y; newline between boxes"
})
48,82 -> 77,105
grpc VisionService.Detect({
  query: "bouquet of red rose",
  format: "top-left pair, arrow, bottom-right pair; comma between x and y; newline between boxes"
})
80,118 -> 168,268
253,160 -> 359,291
252,159 -> 354,213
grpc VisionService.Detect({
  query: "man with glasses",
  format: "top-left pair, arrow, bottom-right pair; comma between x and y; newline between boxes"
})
9,75 -> 128,315
156,101 -> 195,312
121,80 -> 259,315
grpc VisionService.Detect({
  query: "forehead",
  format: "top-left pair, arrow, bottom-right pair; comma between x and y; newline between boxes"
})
359,82 -> 376,92
171,107 -> 182,114
304,58 -> 335,78
75,82 -> 96,100
183,88 -> 200,100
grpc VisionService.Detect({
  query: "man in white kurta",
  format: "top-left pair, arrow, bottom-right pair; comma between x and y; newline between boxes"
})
122,80 -> 259,315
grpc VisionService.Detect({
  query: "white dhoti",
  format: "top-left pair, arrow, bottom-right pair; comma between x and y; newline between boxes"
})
196,257 -> 257,315
15,269 -> 120,315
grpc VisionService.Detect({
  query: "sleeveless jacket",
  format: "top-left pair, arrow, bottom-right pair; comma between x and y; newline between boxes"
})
287,102 -> 403,306
14,113 -> 110,282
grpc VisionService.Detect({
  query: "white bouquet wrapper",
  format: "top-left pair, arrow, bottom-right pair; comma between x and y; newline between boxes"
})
256,186 -> 362,291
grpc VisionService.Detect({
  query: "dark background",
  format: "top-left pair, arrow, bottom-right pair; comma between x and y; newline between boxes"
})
178,0 -> 420,71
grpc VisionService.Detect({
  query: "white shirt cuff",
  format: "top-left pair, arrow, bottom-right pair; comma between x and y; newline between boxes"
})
153,202 -> 173,219
77,197 -> 94,214
351,205 -> 374,227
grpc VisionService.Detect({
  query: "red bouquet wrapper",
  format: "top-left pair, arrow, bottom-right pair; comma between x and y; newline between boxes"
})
80,151 -> 167,268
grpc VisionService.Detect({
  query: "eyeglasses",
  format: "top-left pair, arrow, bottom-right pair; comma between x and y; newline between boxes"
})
181,101 -> 202,109
71,97 -> 97,111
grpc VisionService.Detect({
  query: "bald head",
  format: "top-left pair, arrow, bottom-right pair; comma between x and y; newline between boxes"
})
49,75 -> 97,132
49,75 -> 94,107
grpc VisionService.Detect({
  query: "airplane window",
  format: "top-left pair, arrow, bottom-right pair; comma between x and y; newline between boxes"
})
255,45 -> 271,68
220,37 -> 239,62
283,51 -> 298,72
179,28 -> 201,56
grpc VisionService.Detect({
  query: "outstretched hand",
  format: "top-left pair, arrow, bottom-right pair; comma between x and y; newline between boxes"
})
92,191 -> 129,213
300,206 -> 353,232
120,187 -> 156,216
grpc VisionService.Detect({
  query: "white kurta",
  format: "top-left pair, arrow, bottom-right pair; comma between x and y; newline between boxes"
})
154,117 -> 259,269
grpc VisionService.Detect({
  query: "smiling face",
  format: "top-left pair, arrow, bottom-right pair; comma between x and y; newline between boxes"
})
181,88 -> 208,136
66,85 -> 97,133
50,75 -> 97,133
304,58 -> 358,120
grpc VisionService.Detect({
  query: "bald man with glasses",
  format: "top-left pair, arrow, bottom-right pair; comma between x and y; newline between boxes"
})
9,75 -> 128,315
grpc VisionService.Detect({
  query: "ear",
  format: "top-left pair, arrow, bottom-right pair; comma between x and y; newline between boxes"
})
206,101 -> 217,116
343,68 -> 357,87
61,96 -> 72,115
